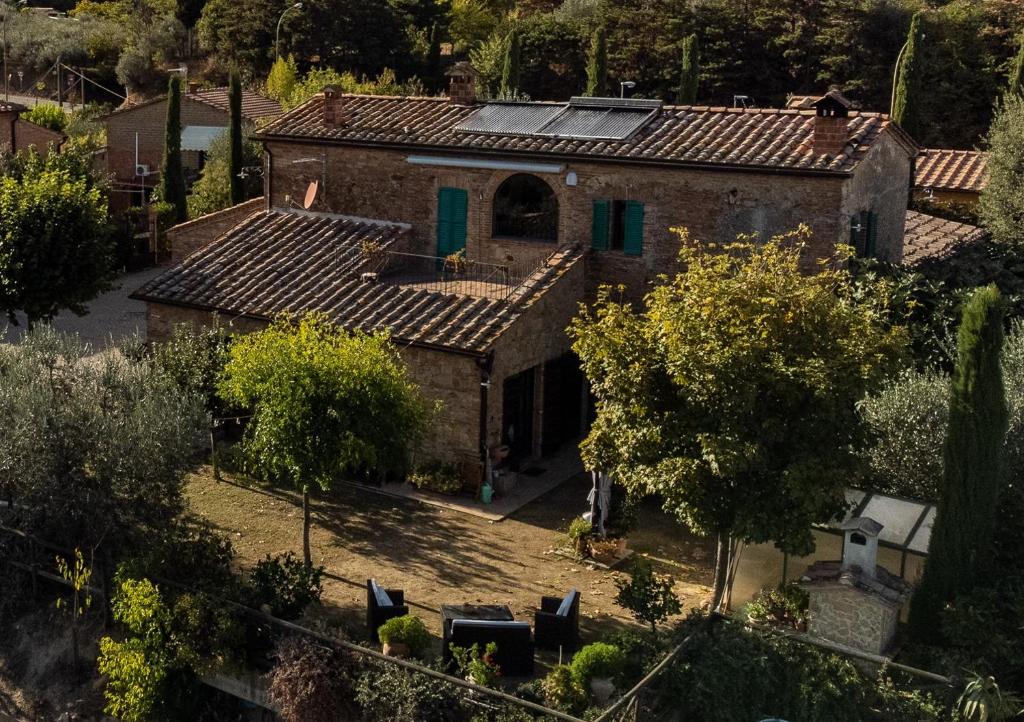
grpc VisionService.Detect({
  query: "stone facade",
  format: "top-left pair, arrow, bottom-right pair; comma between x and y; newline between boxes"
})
264,139 -> 910,299
805,582 -> 902,655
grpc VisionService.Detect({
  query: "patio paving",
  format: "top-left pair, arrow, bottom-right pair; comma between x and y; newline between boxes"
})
364,447 -> 584,521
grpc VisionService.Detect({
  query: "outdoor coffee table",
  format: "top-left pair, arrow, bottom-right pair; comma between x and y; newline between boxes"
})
440,603 -> 514,638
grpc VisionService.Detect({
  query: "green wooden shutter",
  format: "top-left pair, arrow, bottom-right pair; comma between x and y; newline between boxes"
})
623,201 -> 644,256
437,187 -> 468,257
591,200 -> 610,250
865,211 -> 878,258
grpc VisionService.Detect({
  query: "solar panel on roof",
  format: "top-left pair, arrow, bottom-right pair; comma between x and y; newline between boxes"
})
455,97 -> 661,141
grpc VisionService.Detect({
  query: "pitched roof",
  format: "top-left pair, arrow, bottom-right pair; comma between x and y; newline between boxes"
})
103,88 -> 282,122
902,210 -> 987,266
0,101 -> 26,113
190,87 -> 283,120
258,94 -> 913,174
915,149 -> 988,193
131,209 -> 583,354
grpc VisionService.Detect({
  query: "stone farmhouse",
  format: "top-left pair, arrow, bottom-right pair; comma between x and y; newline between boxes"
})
132,65 -> 921,487
101,85 -> 282,210
913,148 -> 987,207
0,101 -> 64,156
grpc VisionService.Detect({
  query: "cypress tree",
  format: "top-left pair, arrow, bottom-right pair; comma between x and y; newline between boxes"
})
676,33 -> 699,105
159,75 -> 187,223
909,285 -> 1009,641
228,69 -> 244,206
1008,36 -> 1024,97
500,28 -> 521,98
892,12 -> 923,140
585,27 -> 608,97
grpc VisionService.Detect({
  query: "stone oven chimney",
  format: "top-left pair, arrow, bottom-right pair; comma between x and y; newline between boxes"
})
446,61 -> 478,106
811,90 -> 852,158
323,85 -> 339,125
839,516 -> 883,578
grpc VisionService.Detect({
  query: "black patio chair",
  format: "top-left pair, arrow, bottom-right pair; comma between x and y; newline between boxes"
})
534,588 -> 580,653
366,578 -> 409,641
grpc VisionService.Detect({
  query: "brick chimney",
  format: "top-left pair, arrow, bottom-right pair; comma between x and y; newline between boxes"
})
811,90 -> 852,158
445,61 -> 478,106
323,85 -> 339,125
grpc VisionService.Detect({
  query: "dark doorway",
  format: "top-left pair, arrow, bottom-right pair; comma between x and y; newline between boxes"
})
492,174 -> 558,241
502,368 -> 535,464
542,353 -> 585,456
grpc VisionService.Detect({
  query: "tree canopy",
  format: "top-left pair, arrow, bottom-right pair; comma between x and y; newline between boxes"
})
0,148 -> 111,327
571,229 -> 908,607
218,313 -> 432,563
979,94 -> 1024,250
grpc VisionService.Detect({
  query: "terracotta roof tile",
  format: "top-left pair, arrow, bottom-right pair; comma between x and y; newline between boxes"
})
258,94 -> 909,174
190,87 -> 283,120
131,209 -> 582,353
902,210 -> 987,266
915,149 -> 988,193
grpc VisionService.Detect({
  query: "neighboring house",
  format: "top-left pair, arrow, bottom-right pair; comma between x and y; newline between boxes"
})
101,85 -> 282,209
901,210 -> 988,266
131,67 -> 918,484
0,102 -> 64,156
913,148 -> 988,206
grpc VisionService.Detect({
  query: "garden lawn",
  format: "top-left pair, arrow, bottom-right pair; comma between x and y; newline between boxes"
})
185,468 -> 714,650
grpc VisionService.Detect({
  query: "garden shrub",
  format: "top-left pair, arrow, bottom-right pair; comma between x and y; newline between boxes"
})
602,629 -> 665,688
569,642 -> 625,686
151,321 -> 234,415
744,582 -> 809,629
377,614 -> 432,657
541,664 -> 587,713
451,642 -> 501,687
122,517 -> 236,594
355,657 -> 466,722
22,103 -> 68,132
614,557 -> 681,633
268,636 -> 356,722
408,459 -> 464,494
248,552 -> 324,620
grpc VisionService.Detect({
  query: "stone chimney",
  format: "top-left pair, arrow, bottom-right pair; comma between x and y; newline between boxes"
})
445,61 -> 478,106
839,516 -> 883,578
323,85 -> 339,125
811,90 -> 852,158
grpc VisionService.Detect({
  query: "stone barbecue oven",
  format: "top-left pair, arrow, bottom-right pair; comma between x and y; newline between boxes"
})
799,516 -> 911,655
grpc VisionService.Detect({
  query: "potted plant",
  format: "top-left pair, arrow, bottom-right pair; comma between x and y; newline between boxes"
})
450,642 -> 501,687
569,642 -> 625,704
377,614 -> 431,658
566,518 -> 593,559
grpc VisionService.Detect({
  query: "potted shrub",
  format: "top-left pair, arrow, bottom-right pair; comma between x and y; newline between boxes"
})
566,518 -> 593,559
377,614 -> 431,658
408,460 -> 463,495
569,642 -> 625,704
450,642 -> 501,687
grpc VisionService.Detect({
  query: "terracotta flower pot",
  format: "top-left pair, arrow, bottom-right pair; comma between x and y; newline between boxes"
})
382,641 -> 410,658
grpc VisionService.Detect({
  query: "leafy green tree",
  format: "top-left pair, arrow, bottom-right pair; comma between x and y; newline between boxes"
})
159,75 -> 187,224
218,313 -> 432,564
228,69 -> 244,206
21,104 -> 68,132
892,11 -> 923,140
500,27 -> 521,98
676,33 -> 699,104
910,285 -> 1009,641
0,152 -> 110,327
979,94 -> 1024,250
571,229 -> 907,610
585,26 -> 607,97
1010,36 -> 1024,98
266,54 -> 299,104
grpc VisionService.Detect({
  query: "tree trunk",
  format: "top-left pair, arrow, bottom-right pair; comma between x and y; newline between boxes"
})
710,532 -> 731,613
302,486 -> 311,566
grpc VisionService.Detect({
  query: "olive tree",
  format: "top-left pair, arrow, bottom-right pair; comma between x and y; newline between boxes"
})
571,229 -> 908,610
0,328 -> 205,555
979,94 -> 1024,250
218,313 -> 432,565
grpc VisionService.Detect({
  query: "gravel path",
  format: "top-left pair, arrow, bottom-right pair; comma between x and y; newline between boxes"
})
1,267 -> 166,349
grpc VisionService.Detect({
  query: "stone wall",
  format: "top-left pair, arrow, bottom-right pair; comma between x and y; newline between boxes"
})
166,197 -> 266,262
841,133 -> 914,263
0,111 -> 63,156
805,583 -> 901,655
265,141 -> 883,299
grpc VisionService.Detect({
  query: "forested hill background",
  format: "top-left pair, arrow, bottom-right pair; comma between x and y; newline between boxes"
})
7,0 -> 1024,150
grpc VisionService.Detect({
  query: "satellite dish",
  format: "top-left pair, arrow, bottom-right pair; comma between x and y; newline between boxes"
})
303,180 -> 319,210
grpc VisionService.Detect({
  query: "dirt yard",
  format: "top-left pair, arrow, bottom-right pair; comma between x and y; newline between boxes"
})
186,468 -> 715,646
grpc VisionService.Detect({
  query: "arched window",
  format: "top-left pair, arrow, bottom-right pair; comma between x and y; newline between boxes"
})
492,174 -> 559,242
